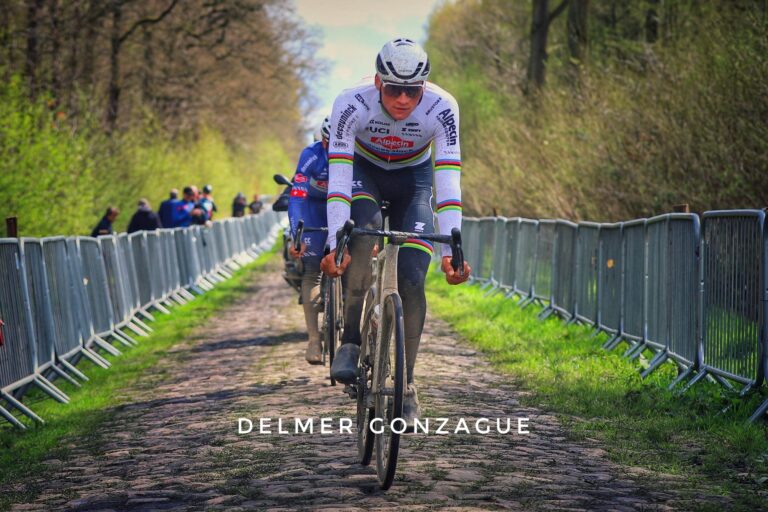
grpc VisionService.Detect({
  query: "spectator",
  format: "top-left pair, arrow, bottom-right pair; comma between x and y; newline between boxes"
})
232,192 -> 248,217
248,194 -> 263,215
174,186 -> 207,227
158,189 -> 179,227
127,198 -> 162,233
200,184 -> 218,220
91,207 -> 119,237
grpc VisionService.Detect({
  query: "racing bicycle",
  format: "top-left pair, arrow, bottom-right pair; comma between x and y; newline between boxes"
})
333,219 -> 464,490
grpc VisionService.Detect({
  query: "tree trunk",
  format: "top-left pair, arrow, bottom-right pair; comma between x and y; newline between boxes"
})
106,0 -> 122,133
81,0 -> 99,90
645,0 -> 659,43
142,25 -> 153,105
67,1 -> 82,113
527,0 -> 549,91
567,0 -> 589,66
49,0 -> 62,102
25,0 -> 45,98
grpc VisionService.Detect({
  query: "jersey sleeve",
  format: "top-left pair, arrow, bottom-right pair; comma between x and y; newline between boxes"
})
431,93 -> 463,257
326,93 -> 362,250
288,146 -> 317,237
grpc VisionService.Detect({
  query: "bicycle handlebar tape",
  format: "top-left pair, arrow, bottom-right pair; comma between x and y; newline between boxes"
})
450,227 -> 465,277
294,220 -> 304,251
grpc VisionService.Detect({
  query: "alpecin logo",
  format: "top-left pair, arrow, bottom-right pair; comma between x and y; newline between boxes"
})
371,136 -> 414,150
436,108 -> 457,146
335,104 -> 357,139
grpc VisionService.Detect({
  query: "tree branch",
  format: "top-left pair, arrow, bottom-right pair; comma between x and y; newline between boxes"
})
548,0 -> 571,26
119,0 -> 180,44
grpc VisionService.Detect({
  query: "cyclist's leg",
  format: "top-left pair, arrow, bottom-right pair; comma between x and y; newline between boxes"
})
380,163 -> 434,385
301,201 -> 328,363
340,158 -> 382,347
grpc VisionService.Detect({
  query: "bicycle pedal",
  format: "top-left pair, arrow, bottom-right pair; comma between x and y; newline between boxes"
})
343,384 -> 357,400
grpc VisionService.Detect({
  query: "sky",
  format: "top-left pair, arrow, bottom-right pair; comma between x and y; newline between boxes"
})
293,0 -> 444,134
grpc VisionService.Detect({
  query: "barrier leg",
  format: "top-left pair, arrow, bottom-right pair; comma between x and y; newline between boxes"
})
712,374 -> 735,392
152,301 -> 172,315
92,335 -> 122,356
1,391 -> 44,424
125,321 -> 149,338
0,404 -> 26,430
33,376 -> 70,404
133,316 -> 153,332
59,358 -> 89,381
748,398 -> 768,423
138,308 -> 156,322
49,365 -> 82,388
680,368 -> 709,394
667,366 -> 694,391
113,331 -> 139,347
623,341 -> 644,359
640,351 -> 668,379
482,283 -> 500,297
81,347 -> 112,368
602,333 -> 621,350
519,296 -> 535,309
538,306 -> 555,321
179,288 -> 196,301
590,327 -> 603,339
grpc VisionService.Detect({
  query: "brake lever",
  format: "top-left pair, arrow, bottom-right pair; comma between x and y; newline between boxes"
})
294,220 -> 304,252
450,227 -> 465,277
335,219 -> 355,267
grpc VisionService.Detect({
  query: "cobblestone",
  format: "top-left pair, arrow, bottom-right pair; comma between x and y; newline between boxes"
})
4,260 -> 732,510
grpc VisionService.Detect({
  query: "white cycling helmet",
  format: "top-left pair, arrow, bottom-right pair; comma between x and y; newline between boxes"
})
375,38 -> 430,85
320,115 -> 331,141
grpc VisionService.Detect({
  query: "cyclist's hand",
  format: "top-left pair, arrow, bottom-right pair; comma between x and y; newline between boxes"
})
288,242 -> 306,259
441,256 -> 471,285
321,249 -> 351,277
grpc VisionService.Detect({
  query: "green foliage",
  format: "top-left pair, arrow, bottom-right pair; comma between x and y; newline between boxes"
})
0,75 -> 292,237
426,1 -> 768,219
426,274 -> 768,507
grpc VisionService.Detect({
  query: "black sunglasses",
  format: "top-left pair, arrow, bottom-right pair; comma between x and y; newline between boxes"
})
382,82 -> 424,99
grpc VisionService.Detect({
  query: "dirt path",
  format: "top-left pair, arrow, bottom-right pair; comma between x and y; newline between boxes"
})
7,259 -> 729,511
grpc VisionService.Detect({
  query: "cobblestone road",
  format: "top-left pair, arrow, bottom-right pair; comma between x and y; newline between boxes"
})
8,260 -> 730,511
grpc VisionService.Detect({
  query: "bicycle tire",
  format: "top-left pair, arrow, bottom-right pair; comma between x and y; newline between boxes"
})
374,293 -> 405,490
326,277 -> 343,386
357,287 -> 377,465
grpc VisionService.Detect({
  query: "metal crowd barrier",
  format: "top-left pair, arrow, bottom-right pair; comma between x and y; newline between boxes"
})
461,208 -> 768,422
0,210 -> 282,429
530,220 -> 555,310
551,220 -> 577,321
691,211 -> 766,401
574,222 -> 599,326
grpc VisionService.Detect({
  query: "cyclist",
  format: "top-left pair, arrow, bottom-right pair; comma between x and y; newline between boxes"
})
288,116 -> 332,364
320,38 -> 472,424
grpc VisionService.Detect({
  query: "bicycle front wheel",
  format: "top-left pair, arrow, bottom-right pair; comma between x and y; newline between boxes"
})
357,287 -> 377,465
374,292 -> 405,490
326,276 -> 343,386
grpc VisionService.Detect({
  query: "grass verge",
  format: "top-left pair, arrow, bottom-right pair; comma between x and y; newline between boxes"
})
0,246 -> 277,507
425,272 -> 768,508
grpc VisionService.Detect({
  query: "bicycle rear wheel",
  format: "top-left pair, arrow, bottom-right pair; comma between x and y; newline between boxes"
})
357,287 -> 377,465
374,293 -> 405,490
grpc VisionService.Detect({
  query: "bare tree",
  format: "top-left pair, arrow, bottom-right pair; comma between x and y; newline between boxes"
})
527,0 -> 570,92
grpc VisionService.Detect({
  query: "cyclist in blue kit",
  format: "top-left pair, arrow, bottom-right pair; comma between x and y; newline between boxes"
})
321,39 -> 472,425
288,116 -> 332,364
